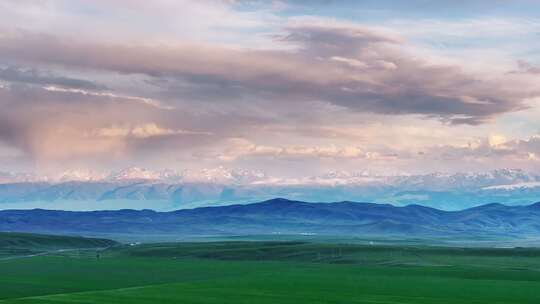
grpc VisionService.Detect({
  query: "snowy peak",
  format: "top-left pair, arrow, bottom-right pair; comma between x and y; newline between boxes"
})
103,166 -> 265,184
180,167 -> 266,184
249,168 -> 540,189
57,169 -> 106,182
377,169 -> 540,191
0,171 -> 38,184
483,181 -> 540,190
107,167 -> 170,182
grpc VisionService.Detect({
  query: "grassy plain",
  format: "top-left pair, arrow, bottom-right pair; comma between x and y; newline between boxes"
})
2,239 -> 540,303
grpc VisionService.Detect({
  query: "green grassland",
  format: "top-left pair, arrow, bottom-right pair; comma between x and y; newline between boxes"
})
2,239 -> 540,303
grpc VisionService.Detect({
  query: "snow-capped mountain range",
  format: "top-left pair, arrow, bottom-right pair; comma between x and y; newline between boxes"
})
0,167 -> 269,185
3,167 -> 537,187
0,167 -> 539,211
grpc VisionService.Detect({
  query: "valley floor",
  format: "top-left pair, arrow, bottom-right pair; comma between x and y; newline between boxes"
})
2,241 -> 540,303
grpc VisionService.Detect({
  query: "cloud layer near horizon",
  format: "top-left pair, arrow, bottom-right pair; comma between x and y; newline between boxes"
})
0,0 -> 539,176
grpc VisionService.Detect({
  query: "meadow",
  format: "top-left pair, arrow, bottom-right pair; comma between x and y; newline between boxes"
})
2,237 -> 540,303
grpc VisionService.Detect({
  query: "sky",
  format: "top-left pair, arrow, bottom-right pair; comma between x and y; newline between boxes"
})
0,0 -> 540,178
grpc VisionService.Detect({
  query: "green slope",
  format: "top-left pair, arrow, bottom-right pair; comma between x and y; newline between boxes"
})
0,232 -> 117,258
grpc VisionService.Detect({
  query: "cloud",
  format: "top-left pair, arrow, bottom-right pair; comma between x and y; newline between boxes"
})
93,123 -> 213,139
1,20 -> 537,125
0,84 -> 161,164
0,83 -> 248,170
0,1 -> 540,175
202,137 -> 397,162
488,134 -> 508,148
420,134 -> 540,166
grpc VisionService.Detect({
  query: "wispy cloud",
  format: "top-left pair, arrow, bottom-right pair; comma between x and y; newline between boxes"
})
42,86 -> 173,110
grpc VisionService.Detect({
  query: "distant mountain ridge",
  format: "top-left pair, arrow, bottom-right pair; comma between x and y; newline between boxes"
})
2,198 -> 540,239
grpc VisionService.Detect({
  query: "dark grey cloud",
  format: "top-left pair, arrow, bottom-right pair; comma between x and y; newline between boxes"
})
281,23 -> 400,57
515,60 -> 540,74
